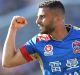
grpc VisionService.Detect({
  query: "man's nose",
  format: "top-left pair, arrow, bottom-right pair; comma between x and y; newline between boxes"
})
36,17 -> 41,24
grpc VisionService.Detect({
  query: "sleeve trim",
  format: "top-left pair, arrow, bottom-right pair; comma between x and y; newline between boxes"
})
19,46 -> 33,62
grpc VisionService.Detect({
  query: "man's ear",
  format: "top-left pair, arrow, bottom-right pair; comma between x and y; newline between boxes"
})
56,15 -> 64,22
54,16 -> 60,22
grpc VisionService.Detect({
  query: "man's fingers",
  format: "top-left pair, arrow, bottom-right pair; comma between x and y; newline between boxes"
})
10,16 -> 28,29
15,17 -> 27,24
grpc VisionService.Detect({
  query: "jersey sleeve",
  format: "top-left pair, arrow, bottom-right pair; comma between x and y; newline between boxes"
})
19,36 -> 37,62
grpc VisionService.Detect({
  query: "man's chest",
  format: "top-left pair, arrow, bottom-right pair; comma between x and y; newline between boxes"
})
35,40 -> 80,74
36,39 -> 80,58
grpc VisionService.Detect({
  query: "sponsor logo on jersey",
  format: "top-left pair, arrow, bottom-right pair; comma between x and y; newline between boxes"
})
44,44 -> 53,56
36,34 -> 51,42
49,58 -> 80,74
66,58 -> 79,70
72,40 -> 80,54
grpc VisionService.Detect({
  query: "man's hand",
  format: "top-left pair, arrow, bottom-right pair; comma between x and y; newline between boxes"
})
10,16 -> 27,29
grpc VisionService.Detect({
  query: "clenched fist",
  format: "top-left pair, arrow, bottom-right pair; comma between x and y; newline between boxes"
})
10,16 -> 27,29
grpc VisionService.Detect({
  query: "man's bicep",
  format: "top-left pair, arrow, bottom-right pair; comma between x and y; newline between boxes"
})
10,48 -> 36,67
12,37 -> 37,66
9,49 -> 27,67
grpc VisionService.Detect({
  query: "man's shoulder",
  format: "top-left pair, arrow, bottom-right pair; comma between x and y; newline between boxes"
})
30,34 -> 39,43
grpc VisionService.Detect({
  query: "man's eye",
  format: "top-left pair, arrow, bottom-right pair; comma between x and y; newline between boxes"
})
41,15 -> 45,18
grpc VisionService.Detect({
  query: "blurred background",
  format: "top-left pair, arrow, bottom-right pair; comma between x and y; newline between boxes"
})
0,0 -> 80,75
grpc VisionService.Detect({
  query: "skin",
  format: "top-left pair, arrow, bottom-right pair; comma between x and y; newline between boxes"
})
36,7 -> 68,40
2,7 -> 68,67
36,7 -> 55,34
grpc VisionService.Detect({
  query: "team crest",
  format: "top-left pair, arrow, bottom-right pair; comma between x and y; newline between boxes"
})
44,44 -> 53,56
72,40 -> 80,54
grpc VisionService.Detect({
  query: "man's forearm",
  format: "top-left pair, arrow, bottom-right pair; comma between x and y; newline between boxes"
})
2,26 -> 17,67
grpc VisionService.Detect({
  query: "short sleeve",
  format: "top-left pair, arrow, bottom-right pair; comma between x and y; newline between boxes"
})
19,36 -> 37,62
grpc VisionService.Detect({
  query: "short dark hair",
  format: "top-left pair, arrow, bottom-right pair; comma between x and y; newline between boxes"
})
39,0 -> 65,14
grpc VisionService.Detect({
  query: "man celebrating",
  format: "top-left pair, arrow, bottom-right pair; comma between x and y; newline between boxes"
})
2,0 -> 80,75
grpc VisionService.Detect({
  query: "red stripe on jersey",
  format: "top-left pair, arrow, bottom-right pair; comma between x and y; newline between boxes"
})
19,46 -> 33,62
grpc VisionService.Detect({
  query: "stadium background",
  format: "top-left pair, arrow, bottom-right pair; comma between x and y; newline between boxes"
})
0,0 -> 80,75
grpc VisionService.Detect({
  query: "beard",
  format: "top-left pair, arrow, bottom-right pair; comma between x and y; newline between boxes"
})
38,23 -> 55,34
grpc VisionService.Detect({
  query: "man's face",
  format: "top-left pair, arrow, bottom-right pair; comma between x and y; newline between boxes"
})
36,7 -> 56,34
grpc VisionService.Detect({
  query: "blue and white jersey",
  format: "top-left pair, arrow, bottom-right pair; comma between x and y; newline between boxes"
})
19,25 -> 80,75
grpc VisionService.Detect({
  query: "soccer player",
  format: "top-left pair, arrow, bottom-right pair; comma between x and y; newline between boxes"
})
2,0 -> 80,75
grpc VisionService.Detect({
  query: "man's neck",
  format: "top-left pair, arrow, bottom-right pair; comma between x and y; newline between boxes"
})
50,25 -> 68,41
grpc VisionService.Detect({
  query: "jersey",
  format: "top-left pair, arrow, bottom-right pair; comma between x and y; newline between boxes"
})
19,25 -> 80,75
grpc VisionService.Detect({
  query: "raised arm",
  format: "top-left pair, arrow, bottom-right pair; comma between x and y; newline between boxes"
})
2,16 -> 29,67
